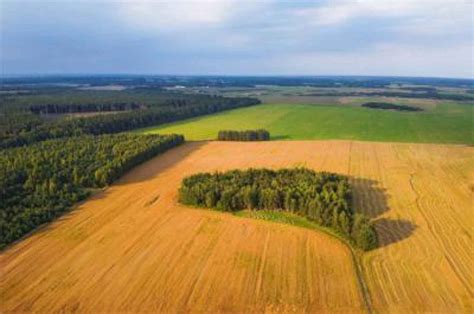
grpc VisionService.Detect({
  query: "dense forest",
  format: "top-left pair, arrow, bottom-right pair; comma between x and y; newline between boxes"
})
0,133 -> 184,248
28,102 -> 142,114
0,91 -> 260,148
217,129 -> 270,141
361,102 -> 423,112
0,89 -> 258,112
179,168 -> 378,250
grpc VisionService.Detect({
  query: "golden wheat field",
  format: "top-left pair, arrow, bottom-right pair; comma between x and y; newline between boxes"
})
1,141 -> 472,312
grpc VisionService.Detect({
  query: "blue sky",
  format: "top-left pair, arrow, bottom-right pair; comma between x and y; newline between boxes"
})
1,0 -> 473,78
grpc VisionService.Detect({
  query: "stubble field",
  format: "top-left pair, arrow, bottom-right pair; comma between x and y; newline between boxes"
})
1,141 -> 472,312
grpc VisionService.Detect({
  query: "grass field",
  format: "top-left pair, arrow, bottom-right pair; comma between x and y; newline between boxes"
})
140,103 -> 473,144
1,141 -> 472,312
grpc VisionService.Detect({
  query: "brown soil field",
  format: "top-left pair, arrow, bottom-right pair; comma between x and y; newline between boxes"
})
1,141 -> 473,312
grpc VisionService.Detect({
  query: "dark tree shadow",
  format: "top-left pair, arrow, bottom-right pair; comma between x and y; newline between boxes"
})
349,177 -> 389,219
115,141 -> 209,185
1,142 -> 209,252
348,176 -> 417,248
372,218 -> 417,247
271,135 -> 290,140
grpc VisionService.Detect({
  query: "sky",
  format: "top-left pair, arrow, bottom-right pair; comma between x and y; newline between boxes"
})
1,0 -> 473,78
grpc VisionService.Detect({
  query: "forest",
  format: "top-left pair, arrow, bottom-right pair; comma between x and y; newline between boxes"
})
28,102 -> 142,114
0,92 -> 260,148
179,168 -> 378,250
0,133 -> 184,248
217,129 -> 270,141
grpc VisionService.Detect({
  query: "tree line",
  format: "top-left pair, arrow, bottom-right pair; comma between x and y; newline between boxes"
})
0,96 -> 260,149
179,168 -> 378,250
0,133 -> 184,248
217,129 -> 270,141
307,90 -> 473,101
361,102 -> 423,112
29,102 -> 142,114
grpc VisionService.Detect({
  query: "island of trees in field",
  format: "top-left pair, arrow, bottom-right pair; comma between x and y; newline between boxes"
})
217,129 -> 270,141
361,102 -> 423,112
0,133 -> 184,248
179,168 -> 378,250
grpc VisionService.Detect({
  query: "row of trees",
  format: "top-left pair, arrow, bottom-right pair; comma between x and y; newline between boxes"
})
217,129 -> 270,141
29,102 -> 142,114
307,90 -> 474,101
179,168 -> 378,250
361,102 -> 422,112
0,94 -> 260,148
0,133 -> 184,248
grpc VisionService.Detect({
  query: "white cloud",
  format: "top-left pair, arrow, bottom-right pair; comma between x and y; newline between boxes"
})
2,0 -> 472,77
269,41 -> 474,78
117,0 -> 234,31
117,0 -> 271,32
296,0 -> 417,26
297,0 -> 472,30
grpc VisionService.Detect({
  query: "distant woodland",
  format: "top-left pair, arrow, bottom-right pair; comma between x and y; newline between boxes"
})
0,91 -> 260,148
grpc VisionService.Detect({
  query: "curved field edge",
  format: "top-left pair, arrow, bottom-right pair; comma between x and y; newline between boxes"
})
137,103 -> 473,145
234,210 -> 373,312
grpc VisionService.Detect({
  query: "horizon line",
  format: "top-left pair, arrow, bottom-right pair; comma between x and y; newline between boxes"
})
2,73 -> 473,81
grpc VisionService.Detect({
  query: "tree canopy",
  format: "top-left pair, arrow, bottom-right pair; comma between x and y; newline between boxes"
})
179,168 -> 378,250
217,129 -> 270,141
0,133 -> 184,248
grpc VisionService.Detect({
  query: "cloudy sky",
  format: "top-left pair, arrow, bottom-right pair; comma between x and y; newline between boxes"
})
1,0 -> 473,77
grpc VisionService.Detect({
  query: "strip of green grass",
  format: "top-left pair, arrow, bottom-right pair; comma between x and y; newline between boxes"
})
138,103 -> 473,144
234,210 -> 352,247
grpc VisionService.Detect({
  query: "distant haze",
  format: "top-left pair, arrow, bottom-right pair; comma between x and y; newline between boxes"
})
1,0 -> 473,78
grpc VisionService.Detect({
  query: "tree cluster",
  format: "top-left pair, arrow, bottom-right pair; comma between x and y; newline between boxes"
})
179,168 -> 378,250
0,133 -> 184,248
217,129 -> 270,141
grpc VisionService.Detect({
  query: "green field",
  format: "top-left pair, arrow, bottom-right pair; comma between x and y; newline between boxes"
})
139,103 -> 473,144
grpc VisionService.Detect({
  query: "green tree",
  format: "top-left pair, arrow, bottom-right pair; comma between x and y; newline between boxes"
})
355,223 -> 378,250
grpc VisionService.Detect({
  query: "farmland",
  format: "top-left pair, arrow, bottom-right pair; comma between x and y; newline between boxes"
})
140,102 -> 473,144
1,141 -> 472,312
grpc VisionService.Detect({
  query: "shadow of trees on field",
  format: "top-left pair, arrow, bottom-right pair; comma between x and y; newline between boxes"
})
349,176 -> 417,248
350,177 -> 389,219
115,141 -> 209,185
372,218 -> 417,247
1,142 -> 208,252
271,135 -> 290,140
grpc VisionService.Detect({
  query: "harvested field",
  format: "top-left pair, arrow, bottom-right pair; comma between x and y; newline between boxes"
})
1,141 -> 473,312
